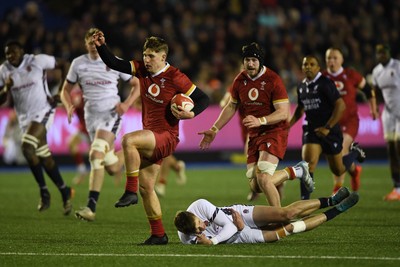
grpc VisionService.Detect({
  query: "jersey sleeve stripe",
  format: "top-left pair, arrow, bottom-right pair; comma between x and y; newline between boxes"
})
273,98 -> 289,104
185,84 -> 197,96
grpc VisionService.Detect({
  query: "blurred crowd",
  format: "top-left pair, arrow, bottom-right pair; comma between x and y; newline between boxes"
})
0,0 -> 399,104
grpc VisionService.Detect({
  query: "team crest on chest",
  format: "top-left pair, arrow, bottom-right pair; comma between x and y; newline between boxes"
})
260,81 -> 266,91
26,66 -> 32,72
248,88 -> 259,101
148,84 -> 161,97
160,78 -> 166,88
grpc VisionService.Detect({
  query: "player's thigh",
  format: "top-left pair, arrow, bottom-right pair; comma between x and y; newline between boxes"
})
252,205 -> 284,226
122,130 -> 156,156
93,129 -> 116,149
341,133 -> 353,154
258,150 -> 279,164
382,108 -> 399,141
26,121 -> 47,146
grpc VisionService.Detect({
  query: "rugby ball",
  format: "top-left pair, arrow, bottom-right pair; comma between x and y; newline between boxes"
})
171,94 -> 194,112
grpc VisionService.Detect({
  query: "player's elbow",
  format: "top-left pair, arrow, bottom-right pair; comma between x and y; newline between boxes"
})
277,108 -> 290,123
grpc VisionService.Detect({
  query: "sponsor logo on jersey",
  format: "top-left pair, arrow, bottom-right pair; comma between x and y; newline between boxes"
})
334,81 -> 344,91
148,84 -> 160,97
248,88 -> 259,101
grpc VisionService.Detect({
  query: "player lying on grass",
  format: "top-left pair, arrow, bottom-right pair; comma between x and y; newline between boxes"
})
174,187 -> 358,245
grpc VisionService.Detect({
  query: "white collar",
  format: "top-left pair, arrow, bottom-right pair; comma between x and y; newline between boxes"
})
152,62 -> 170,77
304,72 -> 322,85
246,66 -> 266,81
327,67 -> 343,77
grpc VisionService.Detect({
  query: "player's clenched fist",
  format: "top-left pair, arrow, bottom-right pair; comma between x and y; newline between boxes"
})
92,31 -> 105,46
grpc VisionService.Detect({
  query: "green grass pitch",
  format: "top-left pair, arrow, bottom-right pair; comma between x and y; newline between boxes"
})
0,163 -> 399,267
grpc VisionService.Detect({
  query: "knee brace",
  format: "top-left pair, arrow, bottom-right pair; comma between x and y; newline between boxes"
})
246,167 -> 255,179
257,161 -> 278,176
90,159 -> 104,170
104,149 -> 119,166
36,144 -> 51,158
21,134 -> 39,149
90,138 -> 110,154
89,138 -> 109,170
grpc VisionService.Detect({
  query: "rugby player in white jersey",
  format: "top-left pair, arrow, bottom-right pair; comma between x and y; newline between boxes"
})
174,187 -> 359,245
0,40 -> 73,215
61,28 -> 140,221
372,44 -> 400,201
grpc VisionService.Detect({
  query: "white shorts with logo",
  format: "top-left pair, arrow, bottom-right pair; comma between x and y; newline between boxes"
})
382,107 -> 400,141
85,109 -> 122,141
228,205 -> 265,244
18,107 -> 55,134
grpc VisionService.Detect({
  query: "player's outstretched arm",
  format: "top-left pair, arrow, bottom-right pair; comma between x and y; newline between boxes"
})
93,32 -> 132,75
198,101 -> 237,149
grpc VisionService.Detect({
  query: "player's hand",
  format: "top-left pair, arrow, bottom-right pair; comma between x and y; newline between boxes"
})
171,105 -> 194,120
66,105 -> 76,124
242,115 -> 261,128
115,102 -> 129,116
195,233 -> 212,245
231,209 -> 244,231
198,129 -> 217,150
371,108 -> 379,120
92,31 -> 105,46
314,127 -> 329,138
5,76 -> 13,89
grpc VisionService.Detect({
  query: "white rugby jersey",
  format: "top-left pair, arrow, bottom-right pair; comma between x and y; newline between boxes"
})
372,58 -> 400,117
0,54 -> 54,115
66,54 -> 132,113
177,199 -> 243,245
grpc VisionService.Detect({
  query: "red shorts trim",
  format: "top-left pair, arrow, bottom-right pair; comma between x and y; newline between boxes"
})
149,131 -> 179,164
247,130 -> 288,164
340,115 -> 359,139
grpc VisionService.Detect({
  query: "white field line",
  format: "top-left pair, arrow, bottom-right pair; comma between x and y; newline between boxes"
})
0,252 -> 399,261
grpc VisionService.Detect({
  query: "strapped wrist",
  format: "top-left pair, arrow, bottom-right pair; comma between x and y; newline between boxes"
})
211,125 -> 219,133
210,237 -> 219,245
258,116 -> 268,125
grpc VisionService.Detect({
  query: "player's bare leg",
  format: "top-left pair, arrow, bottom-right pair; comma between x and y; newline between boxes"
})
301,144 -> 322,199
333,133 -> 361,193
75,130 -> 114,221
139,163 -> 168,245
105,149 -> 124,186
259,190 -> 359,242
115,130 -> 156,207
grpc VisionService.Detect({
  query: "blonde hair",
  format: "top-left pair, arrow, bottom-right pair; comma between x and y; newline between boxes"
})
85,27 -> 100,42
143,36 -> 168,55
